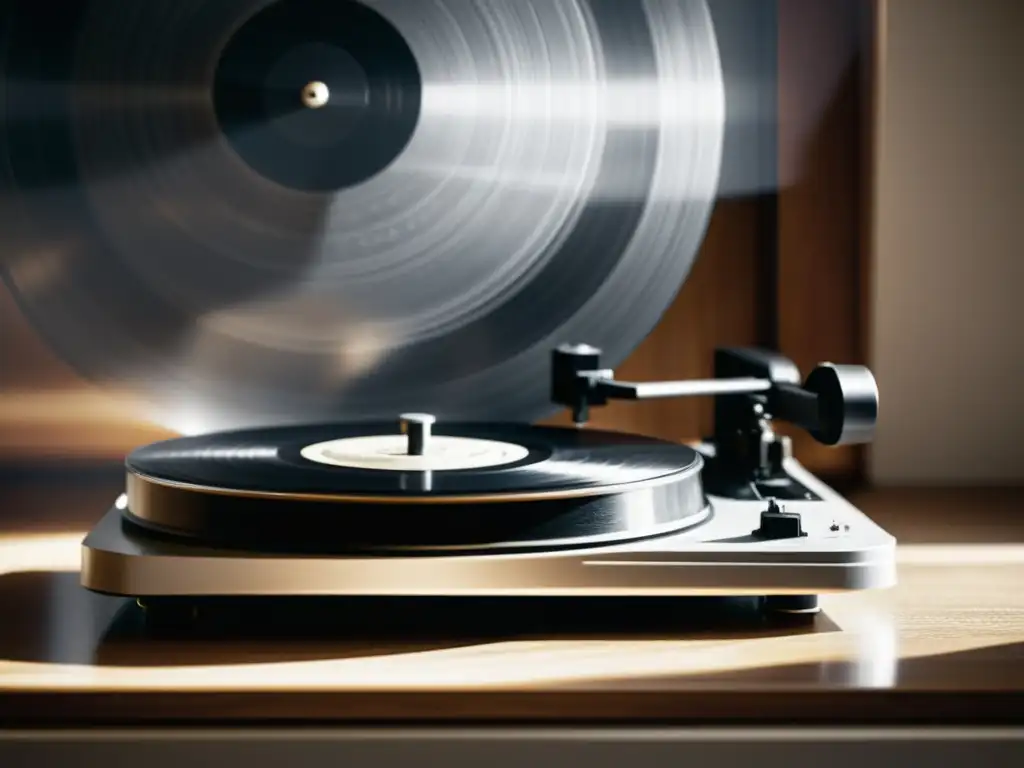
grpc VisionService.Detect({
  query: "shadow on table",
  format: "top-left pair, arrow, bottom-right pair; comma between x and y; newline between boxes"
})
0,570 -> 837,668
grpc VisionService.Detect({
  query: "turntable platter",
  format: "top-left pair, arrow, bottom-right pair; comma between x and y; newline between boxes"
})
0,0 -> 724,433
121,421 -> 708,553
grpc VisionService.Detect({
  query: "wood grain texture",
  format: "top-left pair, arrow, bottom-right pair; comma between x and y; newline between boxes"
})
777,0 -> 874,479
0,479 -> 1022,726
543,200 -> 761,441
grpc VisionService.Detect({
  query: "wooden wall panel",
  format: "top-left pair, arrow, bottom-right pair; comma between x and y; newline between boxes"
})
544,199 -> 762,441
776,0 -> 875,480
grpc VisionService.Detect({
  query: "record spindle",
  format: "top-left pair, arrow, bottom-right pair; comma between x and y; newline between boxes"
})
400,413 -> 435,456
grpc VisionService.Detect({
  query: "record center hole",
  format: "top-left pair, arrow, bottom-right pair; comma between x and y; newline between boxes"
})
302,81 -> 330,109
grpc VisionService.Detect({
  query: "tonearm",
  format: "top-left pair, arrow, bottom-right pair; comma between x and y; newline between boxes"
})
551,344 -> 879,489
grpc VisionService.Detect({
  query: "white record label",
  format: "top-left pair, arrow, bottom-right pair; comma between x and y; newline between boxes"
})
300,434 -> 530,472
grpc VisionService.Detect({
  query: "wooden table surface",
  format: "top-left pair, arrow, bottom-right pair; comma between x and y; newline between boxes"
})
1,469 -> 1023,726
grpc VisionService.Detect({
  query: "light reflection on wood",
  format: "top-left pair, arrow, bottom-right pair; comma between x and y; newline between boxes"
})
0,522 -> 1020,693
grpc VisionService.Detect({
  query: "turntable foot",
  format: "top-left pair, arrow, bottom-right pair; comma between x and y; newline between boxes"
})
763,595 -> 820,616
136,598 -> 201,631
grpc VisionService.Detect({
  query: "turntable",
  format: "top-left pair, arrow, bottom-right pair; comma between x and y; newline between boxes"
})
81,343 -> 893,617
0,0 -> 895,619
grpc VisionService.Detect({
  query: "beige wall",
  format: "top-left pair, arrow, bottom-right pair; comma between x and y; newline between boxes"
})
869,0 -> 1024,484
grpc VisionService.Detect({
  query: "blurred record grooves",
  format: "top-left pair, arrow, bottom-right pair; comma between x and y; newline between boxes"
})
0,0 -> 725,434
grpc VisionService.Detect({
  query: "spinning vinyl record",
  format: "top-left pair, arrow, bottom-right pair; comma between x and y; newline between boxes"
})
0,0 -> 725,432
127,421 -> 703,499
122,422 -> 709,552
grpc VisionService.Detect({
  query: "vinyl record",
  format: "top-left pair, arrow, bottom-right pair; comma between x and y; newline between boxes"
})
0,0 -> 725,433
123,422 -> 708,552
127,421 -> 703,499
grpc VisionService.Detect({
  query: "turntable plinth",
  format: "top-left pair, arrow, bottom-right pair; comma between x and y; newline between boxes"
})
1,480 -> 1022,727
